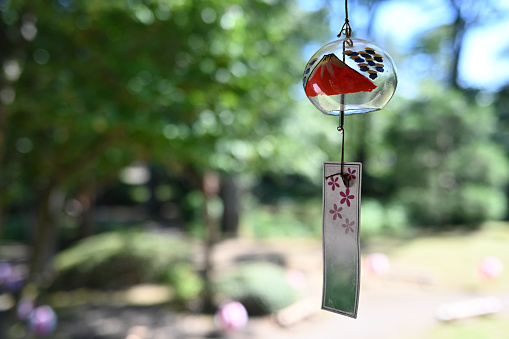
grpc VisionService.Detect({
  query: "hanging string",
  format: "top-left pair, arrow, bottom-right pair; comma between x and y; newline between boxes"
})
338,0 -> 351,187
338,0 -> 352,41
325,0 -> 353,186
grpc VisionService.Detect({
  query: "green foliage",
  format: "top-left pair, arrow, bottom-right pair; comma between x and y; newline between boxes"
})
360,199 -> 408,236
242,198 -> 322,238
54,231 -> 201,299
0,0 -> 329,218
214,262 -> 298,315
495,85 -> 509,167
162,262 -> 203,303
0,0 -> 331,281
372,85 -> 509,227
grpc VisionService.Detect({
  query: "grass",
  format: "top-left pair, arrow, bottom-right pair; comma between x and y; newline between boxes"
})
420,314 -> 509,339
381,221 -> 509,293
365,221 -> 509,339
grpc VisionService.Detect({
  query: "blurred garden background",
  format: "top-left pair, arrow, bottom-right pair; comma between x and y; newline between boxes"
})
1,0 -> 509,338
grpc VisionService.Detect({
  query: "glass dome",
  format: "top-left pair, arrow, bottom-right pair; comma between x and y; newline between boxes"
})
303,38 -> 397,116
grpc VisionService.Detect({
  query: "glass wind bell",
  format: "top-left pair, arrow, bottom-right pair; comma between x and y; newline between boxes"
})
303,3 -> 397,319
303,39 -> 397,116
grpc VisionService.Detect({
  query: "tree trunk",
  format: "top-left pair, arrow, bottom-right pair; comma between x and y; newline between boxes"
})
220,174 -> 240,238
448,0 -> 466,89
201,171 -> 220,313
0,90 -> 7,240
29,187 -> 61,284
0,204 -> 4,241
76,180 -> 96,240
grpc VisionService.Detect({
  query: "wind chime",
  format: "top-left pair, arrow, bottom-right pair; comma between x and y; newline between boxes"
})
302,0 -> 397,318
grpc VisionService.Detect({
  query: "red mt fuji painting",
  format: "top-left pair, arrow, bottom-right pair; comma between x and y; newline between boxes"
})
305,54 -> 377,97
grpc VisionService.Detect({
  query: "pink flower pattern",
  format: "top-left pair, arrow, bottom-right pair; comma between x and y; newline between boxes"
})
329,204 -> 343,220
344,168 -> 357,182
342,218 -> 355,234
326,167 -> 359,237
340,188 -> 355,207
328,176 -> 340,191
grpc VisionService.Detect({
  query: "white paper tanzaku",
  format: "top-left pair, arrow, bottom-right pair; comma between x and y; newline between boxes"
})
322,162 -> 362,318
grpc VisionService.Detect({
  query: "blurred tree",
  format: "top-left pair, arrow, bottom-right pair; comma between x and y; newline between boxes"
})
355,0 -> 509,228
414,0 -> 502,88
0,0 -> 328,283
494,85 -> 509,214
383,84 -> 509,226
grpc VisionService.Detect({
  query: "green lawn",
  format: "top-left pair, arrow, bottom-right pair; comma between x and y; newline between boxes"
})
368,221 -> 509,339
366,221 -> 509,293
421,314 -> 509,339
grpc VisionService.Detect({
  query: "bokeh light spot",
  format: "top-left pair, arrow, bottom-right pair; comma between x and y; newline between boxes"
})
0,87 -> 15,105
2,10 -> 19,26
3,59 -> 21,81
215,68 -> 231,84
16,137 -> 33,153
155,4 -> 171,21
201,8 -> 216,24
33,49 -> 50,65
21,21 -> 37,41
75,15 -> 91,30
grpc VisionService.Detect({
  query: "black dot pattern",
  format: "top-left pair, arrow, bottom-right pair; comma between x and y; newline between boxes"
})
358,63 -> 369,72
343,48 -> 385,80
344,50 -> 359,56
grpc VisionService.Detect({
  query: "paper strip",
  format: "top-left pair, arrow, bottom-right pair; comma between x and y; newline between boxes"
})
322,162 -> 362,318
